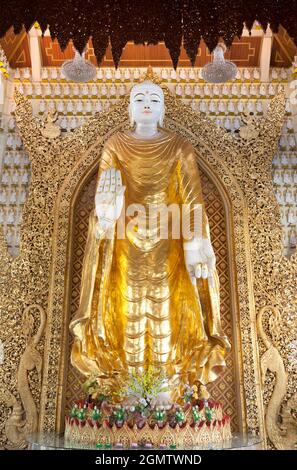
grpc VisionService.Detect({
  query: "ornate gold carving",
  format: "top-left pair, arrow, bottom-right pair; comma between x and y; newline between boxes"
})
0,74 -> 295,452
257,306 -> 297,450
1,305 -> 46,449
239,113 -> 260,141
64,416 -> 232,448
139,65 -> 162,84
40,106 -> 61,139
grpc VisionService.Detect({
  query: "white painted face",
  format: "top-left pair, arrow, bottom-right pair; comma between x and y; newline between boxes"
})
129,80 -> 164,126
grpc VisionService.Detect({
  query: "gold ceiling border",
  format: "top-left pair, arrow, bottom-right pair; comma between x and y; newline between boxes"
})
0,71 -> 296,449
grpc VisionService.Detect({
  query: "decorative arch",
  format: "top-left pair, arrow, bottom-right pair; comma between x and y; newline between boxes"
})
42,119 -> 255,436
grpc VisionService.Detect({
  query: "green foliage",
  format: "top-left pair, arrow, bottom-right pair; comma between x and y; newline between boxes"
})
205,406 -> 213,422
192,406 -> 200,423
91,407 -> 102,421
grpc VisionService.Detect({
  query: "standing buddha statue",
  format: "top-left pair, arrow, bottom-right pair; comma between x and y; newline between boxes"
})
70,75 -> 230,403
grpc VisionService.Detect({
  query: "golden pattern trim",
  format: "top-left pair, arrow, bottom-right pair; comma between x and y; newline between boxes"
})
64,401 -> 230,449
257,306 -> 297,450
64,418 -> 232,449
0,304 -> 46,449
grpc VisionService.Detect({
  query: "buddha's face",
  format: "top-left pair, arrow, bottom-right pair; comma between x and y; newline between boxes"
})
129,81 -> 164,126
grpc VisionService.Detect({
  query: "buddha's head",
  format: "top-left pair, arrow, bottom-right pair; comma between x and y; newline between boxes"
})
129,80 -> 165,127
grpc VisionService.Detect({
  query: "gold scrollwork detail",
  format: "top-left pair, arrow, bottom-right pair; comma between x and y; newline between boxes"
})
2,305 -> 46,449
257,306 -> 297,450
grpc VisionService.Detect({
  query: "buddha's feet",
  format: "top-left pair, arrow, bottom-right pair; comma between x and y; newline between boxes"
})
150,391 -> 173,410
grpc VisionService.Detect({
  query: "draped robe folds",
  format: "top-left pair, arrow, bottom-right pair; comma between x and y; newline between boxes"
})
70,130 -> 230,392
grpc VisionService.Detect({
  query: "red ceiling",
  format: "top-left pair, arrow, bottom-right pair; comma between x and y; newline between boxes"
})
1,25 -> 296,69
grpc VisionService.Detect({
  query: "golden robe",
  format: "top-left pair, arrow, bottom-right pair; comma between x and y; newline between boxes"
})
70,130 -> 230,390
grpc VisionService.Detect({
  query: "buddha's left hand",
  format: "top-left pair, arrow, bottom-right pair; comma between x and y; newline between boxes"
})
183,237 -> 216,288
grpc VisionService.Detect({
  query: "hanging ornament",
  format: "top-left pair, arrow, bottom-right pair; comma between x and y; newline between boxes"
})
202,43 -> 237,83
61,48 -> 96,83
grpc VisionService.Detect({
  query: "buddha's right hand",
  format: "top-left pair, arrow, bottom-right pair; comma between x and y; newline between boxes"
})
94,168 -> 126,238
